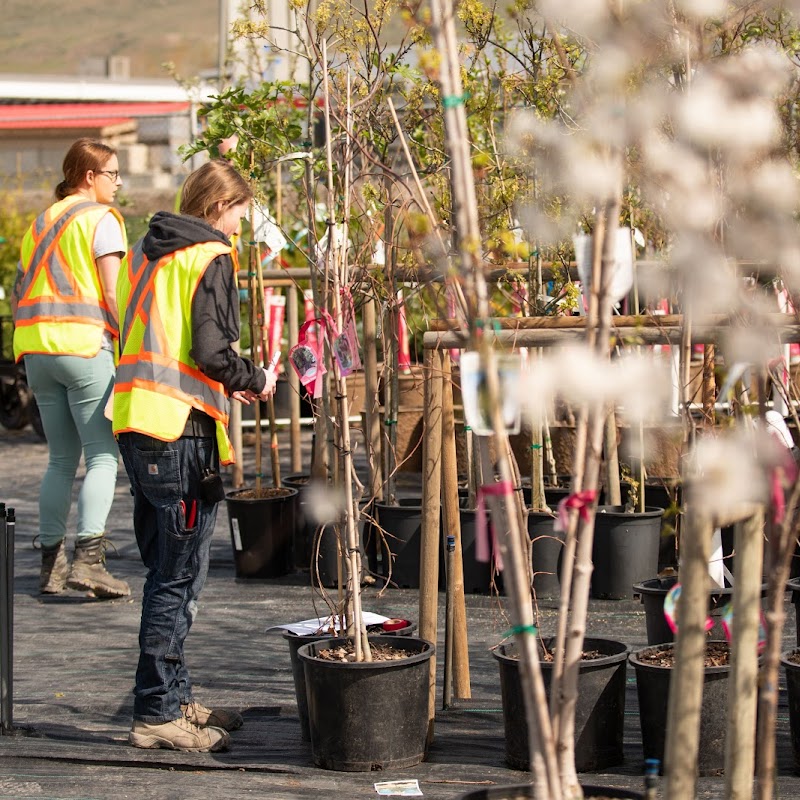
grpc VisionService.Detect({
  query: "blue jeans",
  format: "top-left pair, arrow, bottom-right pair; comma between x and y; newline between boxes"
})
118,431 -> 220,722
24,351 -> 118,547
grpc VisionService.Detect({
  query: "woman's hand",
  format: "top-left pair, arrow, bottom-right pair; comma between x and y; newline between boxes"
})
231,389 -> 258,405
258,367 -> 278,401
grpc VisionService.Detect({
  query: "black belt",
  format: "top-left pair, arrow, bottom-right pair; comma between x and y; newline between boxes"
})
182,410 -> 216,437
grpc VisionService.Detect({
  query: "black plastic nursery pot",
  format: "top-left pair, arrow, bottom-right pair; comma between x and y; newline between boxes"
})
297,634 -> 434,771
284,621 -> 416,742
456,783 -> 644,799
788,577 -> 800,647
456,506 -> 501,594
781,648 -> 800,773
225,487 -> 297,579
493,637 -> 628,773
528,511 -> 563,599
591,505 -> 664,600
376,499 -> 424,588
632,576 -> 734,645
629,642 -> 730,776
281,473 -> 313,571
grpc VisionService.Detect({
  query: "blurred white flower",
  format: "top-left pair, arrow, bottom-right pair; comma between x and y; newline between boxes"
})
304,481 -> 347,526
685,431 -> 769,515
520,346 -> 670,424
676,82 -> 781,153
537,0 -> 610,37
674,0 -> 727,19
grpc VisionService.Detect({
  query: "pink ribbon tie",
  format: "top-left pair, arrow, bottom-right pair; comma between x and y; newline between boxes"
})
476,481 -> 515,572
554,490 -> 597,532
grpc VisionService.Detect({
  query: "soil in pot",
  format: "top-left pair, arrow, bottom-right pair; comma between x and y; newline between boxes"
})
630,641 -> 730,776
493,636 -> 628,772
226,487 -> 297,579
298,634 -> 434,771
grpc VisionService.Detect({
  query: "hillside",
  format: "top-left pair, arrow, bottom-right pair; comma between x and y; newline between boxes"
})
0,0 -> 219,80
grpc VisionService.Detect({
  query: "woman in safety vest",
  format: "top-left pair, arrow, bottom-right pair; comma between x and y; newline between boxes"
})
11,137 -> 130,600
114,160 -> 277,753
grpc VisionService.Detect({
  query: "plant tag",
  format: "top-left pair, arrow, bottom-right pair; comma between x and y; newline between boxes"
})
374,779 -> 423,796
460,351 -> 522,436
231,518 -> 242,551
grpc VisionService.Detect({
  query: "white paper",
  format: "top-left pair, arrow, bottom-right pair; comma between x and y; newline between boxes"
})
460,351 -> 522,437
374,779 -> 423,797
265,611 -> 390,636
574,227 -> 634,304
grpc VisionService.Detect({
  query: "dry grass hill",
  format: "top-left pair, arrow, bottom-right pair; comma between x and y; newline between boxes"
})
0,0 -> 219,80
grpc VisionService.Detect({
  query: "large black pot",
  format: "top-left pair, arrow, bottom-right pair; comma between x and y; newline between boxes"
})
493,636 -> 628,773
781,648 -> 800,773
457,783 -> 644,799
281,473 -> 313,571
225,487 -> 297,578
298,634 -> 434,771
376,499 -> 423,588
528,511 -> 563,599
284,620 -> 416,741
630,642 -> 730,776
632,576 -> 735,645
591,505 -> 664,599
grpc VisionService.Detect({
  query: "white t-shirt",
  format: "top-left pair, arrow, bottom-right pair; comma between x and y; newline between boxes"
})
93,211 -> 125,259
93,211 -> 125,350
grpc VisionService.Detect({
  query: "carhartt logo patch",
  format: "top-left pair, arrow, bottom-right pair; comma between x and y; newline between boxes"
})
148,464 -> 159,475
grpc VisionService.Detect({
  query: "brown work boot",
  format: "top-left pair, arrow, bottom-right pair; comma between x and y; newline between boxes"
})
67,535 -> 130,599
129,717 -> 230,752
40,539 -> 69,594
182,700 -> 243,732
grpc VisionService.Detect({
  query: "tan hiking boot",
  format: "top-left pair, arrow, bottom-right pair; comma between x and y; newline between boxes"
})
40,539 -> 69,594
182,700 -> 243,732
129,717 -> 230,752
67,535 -> 130,599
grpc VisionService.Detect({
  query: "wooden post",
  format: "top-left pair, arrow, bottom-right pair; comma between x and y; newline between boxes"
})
229,340 -> 244,489
441,351 -> 470,698
287,283 -> 302,474
419,347 -> 444,742
664,503 -> 714,800
363,295 -> 383,501
724,510 -> 764,799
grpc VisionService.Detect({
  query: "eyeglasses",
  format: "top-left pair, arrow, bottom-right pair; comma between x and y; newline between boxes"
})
96,170 -> 121,182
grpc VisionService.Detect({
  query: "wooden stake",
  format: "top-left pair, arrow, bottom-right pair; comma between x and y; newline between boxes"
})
724,510 -> 764,799
441,351 -> 470,698
420,347 -> 444,742
664,503 -> 714,800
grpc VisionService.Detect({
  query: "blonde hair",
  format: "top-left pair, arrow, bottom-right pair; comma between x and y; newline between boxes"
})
180,160 -> 253,223
55,138 -> 117,201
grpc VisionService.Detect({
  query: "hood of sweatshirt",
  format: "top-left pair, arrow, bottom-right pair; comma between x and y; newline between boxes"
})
142,210 -> 231,261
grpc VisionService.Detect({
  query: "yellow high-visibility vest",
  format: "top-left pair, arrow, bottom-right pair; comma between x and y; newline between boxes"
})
13,196 -> 126,361
112,238 -> 237,465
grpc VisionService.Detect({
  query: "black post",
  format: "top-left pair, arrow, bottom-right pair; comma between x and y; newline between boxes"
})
0,502 -> 10,733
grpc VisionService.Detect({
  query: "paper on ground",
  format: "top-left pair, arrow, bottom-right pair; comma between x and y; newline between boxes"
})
265,611 -> 390,636
374,779 -> 423,796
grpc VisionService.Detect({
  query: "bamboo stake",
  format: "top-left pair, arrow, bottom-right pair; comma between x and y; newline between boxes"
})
604,408 -> 621,507
230,339 -> 244,488
664,502 -> 714,800
253,237 -> 281,487
724,510 -> 764,800
441,350 -> 470,698
287,283 -> 302,473
419,347 -> 444,742
247,195 -> 263,493
363,297 -> 383,501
